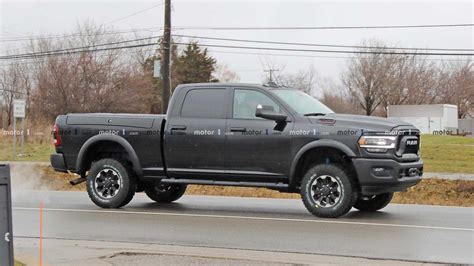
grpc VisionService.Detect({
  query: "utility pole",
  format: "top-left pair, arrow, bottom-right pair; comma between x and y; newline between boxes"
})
161,0 -> 171,114
264,69 -> 279,83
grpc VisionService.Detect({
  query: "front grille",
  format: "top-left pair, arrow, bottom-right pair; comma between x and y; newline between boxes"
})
404,142 -> 419,154
396,129 -> 420,156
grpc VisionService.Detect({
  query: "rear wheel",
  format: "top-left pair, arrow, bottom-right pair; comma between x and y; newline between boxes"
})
300,164 -> 357,218
144,180 -> 187,203
354,193 -> 393,212
86,158 -> 136,208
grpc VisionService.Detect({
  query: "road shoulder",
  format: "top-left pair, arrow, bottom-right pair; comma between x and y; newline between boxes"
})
14,237 -> 428,265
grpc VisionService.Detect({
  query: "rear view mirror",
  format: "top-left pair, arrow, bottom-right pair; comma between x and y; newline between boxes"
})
255,104 -> 287,123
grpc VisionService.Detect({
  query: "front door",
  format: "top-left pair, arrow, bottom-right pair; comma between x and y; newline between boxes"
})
225,88 -> 293,181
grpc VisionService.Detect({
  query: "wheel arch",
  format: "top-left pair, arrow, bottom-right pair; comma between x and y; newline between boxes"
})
76,134 -> 142,177
289,139 -> 357,189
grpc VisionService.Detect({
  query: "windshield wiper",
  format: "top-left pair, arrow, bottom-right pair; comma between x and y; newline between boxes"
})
304,113 -> 326,116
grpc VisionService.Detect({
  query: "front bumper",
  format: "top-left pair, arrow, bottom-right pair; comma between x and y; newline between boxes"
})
50,153 -> 68,173
352,158 -> 423,195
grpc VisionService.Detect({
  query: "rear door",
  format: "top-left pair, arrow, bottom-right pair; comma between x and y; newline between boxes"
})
164,87 -> 229,178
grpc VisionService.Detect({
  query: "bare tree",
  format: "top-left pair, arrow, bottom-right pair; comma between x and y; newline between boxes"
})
22,23 -> 155,121
279,65 -> 319,95
437,60 -> 473,118
342,41 -> 397,116
213,64 -> 240,82
0,62 -> 30,127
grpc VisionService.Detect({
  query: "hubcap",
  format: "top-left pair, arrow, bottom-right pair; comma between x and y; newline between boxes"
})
310,175 -> 342,208
94,168 -> 122,199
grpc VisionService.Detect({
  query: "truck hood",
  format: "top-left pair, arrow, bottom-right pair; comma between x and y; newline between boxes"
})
310,113 -> 414,132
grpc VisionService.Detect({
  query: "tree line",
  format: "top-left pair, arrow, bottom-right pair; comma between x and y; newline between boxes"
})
275,41 -> 472,118
0,23 -> 235,128
0,24 -> 472,130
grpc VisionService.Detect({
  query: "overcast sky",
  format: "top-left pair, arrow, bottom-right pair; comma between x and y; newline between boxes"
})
1,0 -> 473,92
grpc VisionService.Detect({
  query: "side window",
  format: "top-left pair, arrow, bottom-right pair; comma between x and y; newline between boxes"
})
233,89 -> 281,119
181,88 -> 226,118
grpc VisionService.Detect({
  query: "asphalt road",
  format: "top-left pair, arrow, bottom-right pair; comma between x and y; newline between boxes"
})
12,191 -> 474,264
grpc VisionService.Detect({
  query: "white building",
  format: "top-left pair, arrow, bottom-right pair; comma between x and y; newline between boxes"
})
387,104 -> 458,134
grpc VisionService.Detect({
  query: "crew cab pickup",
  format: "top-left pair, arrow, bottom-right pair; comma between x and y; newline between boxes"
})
50,83 -> 423,218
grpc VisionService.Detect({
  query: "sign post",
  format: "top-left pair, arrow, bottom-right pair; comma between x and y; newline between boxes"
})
13,100 -> 26,160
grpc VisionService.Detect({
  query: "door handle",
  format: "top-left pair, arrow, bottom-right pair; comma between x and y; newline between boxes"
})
230,127 -> 246,132
171,125 -> 187,131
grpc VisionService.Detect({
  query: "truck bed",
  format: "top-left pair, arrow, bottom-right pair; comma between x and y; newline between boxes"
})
57,113 -> 166,173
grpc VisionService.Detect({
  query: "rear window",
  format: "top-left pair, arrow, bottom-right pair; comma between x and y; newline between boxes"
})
181,88 -> 227,118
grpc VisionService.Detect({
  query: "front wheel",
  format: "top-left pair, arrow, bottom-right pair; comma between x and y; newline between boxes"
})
144,180 -> 187,203
353,193 -> 393,212
300,164 -> 357,218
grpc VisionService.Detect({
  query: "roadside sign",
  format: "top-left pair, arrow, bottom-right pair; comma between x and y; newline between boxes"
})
153,60 -> 161,78
13,100 -> 26,118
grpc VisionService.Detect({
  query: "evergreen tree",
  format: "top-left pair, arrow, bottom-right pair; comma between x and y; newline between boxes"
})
174,42 -> 217,85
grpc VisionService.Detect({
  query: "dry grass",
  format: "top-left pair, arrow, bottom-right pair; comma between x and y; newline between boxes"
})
40,166 -> 86,191
39,166 -> 473,207
392,179 -> 474,207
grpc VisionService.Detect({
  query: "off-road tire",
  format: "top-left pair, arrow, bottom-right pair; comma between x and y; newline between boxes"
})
86,158 -> 136,208
354,193 -> 393,212
300,164 -> 357,218
144,180 -> 187,203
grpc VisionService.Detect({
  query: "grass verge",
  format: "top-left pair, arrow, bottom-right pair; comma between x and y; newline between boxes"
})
39,166 -> 473,207
0,139 -> 53,162
420,134 -> 474,173
15,260 -> 25,266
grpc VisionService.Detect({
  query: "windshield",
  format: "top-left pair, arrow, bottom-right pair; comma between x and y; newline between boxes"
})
273,89 -> 334,115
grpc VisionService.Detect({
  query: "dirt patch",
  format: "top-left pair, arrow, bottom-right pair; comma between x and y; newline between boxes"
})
35,165 -> 474,207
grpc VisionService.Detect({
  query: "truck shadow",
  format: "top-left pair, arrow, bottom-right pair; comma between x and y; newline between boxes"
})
131,200 -> 398,221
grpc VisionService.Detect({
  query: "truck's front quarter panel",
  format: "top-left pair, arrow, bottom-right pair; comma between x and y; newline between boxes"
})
352,127 -> 423,195
290,117 -> 423,195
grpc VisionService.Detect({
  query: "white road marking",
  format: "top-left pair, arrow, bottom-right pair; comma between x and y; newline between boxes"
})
13,207 -> 474,232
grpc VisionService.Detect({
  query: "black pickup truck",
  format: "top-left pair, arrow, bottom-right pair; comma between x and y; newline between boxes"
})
50,83 -> 422,218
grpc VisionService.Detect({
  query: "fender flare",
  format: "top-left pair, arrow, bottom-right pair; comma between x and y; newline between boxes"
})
76,134 -> 142,176
289,139 -> 356,186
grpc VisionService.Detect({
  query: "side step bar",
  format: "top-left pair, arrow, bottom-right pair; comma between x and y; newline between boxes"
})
160,178 -> 289,189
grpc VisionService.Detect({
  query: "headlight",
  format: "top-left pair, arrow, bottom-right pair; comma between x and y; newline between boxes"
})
358,135 -> 397,152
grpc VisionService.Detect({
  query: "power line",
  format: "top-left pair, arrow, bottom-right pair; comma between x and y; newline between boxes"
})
0,3 -> 165,43
173,23 -> 474,31
207,49 -> 473,62
102,2 -> 165,25
0,43 -> 158,60
1,46 -> 471,68
2,22 -> 473,43
1,36 -> 161,60
1,40 -> 473,61
175,34 -> 474,52
0,27 -> 162,43
175,43 -> 474,57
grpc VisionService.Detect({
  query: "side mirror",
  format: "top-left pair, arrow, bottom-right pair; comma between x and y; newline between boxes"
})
255,104 -> 287,123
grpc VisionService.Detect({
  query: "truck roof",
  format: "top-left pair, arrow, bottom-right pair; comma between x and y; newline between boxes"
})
175,82 -> 293,90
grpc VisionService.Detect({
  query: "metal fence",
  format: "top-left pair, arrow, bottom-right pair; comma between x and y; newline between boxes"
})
0,164 -> 14,266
